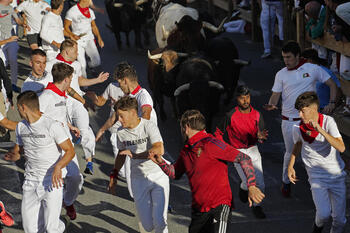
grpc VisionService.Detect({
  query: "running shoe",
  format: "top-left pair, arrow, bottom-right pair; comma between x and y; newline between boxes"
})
0,201 -> 14,227
65,204 -> 76,220
84,162 -> 93,175
312,222 -> 323,233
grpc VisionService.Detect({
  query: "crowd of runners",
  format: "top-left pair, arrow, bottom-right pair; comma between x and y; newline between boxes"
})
0,0 -> 348,232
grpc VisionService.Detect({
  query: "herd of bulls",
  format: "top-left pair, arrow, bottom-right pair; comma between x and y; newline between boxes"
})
104,0 -> 250,129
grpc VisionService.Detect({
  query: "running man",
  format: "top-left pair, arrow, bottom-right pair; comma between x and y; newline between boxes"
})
4,91 -> 75,233
39,63 -> 83,220
15,0 -> 51,50
149,109 -> 265,233
108,96 -> 169,233
264,41 -> 338,197
221,85 -> 267,219
64,0 -> 104,77
288,91 -> 346,233
45,39 -> 109,175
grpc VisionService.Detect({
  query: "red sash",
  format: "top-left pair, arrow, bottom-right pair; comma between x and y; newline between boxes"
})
77,3 -> 91,18
45,82 -> 67,98
287,58 -> 307,70
56,54 -> 73,65
299,113 -> 323,143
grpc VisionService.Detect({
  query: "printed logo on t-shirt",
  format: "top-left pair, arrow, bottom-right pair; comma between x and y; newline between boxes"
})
55,101 -> 66,107
303,73 -> 310,78
21,134 -> 46,138
122,138 -> 147,147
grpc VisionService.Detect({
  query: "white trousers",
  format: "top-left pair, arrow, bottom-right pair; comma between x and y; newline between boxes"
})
260,0 -> 284,53
235,146 -> 265,205
281,119 -> 300,184
64,155 -> 84,206
77,39 -> 101,78
309,175 -> 346,233
2,41 -> 19,85
67,97 -> 96,159
22,180 -> 65,233
132,173 -> 169,233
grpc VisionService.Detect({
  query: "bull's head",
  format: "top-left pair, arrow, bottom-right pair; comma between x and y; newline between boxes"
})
148,50 -> 188,72
174,81 -> 224,97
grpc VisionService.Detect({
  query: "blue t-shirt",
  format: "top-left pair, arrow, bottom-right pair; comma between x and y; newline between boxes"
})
316,66 -> 340,108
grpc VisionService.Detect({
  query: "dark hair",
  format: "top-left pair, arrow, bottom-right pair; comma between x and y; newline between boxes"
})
180,109 -> 206,131
60,39 -> 77,52
17,91 -> 39,111
31,49 -> 46,59
236,85 -> 250,96
51,0 -> 64,10
301,48 -> 328,66
295,91 -> 319,110
282,41 -> 301,57
51,63 -> 74,83
114,62 -> 138,82
114,96 -> 138,112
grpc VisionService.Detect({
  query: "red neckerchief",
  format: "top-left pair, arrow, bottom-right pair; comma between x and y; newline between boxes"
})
299,113 -> 324,144
131,85 -> 141,95
77,3 -> 91,18
45,82 -> 67,98
56,54 -> 73,65
288,58 -> 307,71
188,130 -> 209,146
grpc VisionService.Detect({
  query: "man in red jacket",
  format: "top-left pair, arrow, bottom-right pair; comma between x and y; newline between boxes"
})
149,110 -> 265,233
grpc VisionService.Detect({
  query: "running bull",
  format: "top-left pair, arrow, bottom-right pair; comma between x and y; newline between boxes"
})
105,0 -> 151,49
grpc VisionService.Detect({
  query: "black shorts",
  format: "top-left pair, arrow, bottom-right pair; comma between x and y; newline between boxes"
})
189,204 -> 231,233
27,33 -> 42,46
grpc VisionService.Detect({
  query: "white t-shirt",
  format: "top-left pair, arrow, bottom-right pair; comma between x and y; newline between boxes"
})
102,82 -> 124,115
16,0 -> 50,34
40,12 -> 65,52
292,115 -> 345,179
130,87 -> 158,125
16,115 -> 69,185
65,4 -> 95,40
39,88 -> 70,137
117,118 -> 164,178
272,63 -> 330,118
0,111 -> 4,121
46,58 -> 84,96
21,71 -> 53,94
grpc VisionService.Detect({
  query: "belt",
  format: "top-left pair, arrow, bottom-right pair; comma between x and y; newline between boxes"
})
282,115 -> 301,121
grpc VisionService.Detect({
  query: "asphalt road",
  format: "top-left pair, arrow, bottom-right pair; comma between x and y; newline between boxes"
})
0,1 -> 349,232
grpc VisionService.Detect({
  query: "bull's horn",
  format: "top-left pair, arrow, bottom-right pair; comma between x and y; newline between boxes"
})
233,59 -> 251,66
136,0 -> 148,5
174,83 -> 190,96
114,3 -> 123,7
148,50 -> 162,60
202,17 -> 228,33
177,52 -> 189,57
208,81 -> 224,90
162,25 -> 170,41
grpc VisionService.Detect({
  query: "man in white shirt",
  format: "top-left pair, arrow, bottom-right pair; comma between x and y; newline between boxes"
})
288,91 -> 346,233
15,0 -> 50,50
264,41 -> 338,197
39,62 -> 83,221
45,39 -> 108,175
108,96 -> 169,233
64,0 -> 104,77
4,91 -> 75,233
40,0 -> 65,61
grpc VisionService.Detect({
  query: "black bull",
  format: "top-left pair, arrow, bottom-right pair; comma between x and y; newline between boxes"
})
104,0 -> 151,49
148,37 -> 247,128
